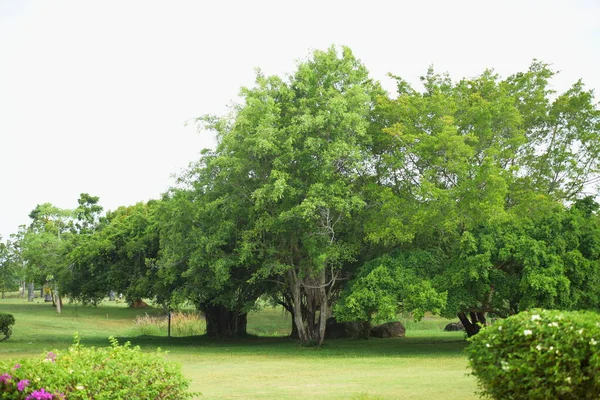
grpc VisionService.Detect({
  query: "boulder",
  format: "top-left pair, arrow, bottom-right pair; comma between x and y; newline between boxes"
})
444,321 -> 464,331
370,321 -> 406,338
325,317 -> 370,339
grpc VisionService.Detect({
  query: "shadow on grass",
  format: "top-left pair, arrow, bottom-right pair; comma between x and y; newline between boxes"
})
112,333 -> 468,359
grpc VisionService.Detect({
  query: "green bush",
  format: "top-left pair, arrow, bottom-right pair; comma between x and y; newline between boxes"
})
467,309 -> 600,399
0,314 -> 14,341
0,334 -> 197,399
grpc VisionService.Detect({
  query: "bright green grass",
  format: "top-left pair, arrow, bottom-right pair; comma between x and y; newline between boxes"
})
0,297 -> 479,399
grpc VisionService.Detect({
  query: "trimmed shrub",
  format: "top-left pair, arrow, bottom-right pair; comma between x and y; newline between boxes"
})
0,335 -> 196,399
0,314 -> 15,341
467,309 -> 600,399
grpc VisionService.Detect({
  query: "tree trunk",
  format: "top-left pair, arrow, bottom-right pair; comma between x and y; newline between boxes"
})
108,291 -> 116,301
204,304 -> 248,337
277,297 -> 299,339
459,288 -> 494,337
52,285 -> 62,314
289,271 -> 309,342
27,282 -> 34,302
457,311 -> 488,337
317,269 -> 328,346
288,269 -> 330,345
21,282 -> 25,299
290,317 -> 299,339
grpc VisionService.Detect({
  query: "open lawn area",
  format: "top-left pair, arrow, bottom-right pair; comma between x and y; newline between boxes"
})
0,297 -> 479,399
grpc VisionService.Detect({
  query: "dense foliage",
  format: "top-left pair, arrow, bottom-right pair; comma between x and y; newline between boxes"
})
0,313 -> 14,341
334,251 -> 446,325
467,309 -> 600,399
2,46 -> 599,344
0,335 -> 195,399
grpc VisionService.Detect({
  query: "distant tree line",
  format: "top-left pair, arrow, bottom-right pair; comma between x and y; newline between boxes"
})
2,46 -> 600,344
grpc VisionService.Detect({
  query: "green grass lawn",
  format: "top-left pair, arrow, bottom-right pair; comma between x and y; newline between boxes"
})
0,296 -> 479,399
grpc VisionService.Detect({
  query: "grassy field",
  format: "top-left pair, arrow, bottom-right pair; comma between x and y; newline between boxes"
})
0,296 -> 479,399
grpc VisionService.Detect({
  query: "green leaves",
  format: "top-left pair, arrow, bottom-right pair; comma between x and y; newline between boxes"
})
335,253 -> 447,324
468,309 -> 600,399
0,336 -> 195,399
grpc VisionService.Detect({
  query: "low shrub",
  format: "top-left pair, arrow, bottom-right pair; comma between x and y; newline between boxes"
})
0,334 -> 197,399
0,314 -> 15,341
467,309 -> 600,399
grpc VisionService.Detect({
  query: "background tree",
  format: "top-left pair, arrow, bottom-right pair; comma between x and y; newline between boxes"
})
0,237 -> 19,298
22,203 -> 73,312
7,227 -> 28,299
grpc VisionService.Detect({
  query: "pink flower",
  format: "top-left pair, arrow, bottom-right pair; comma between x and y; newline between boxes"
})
25,388 -> 55,400
0,373 -> 12,383
12,364 -> 21,370
17,379 -> 30,391
45,351 -> 57,362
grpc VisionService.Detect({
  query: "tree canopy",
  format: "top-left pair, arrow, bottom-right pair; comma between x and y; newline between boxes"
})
7,46 -> 600,342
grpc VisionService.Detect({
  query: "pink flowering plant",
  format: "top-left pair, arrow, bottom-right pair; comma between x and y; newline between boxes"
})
0,334 -> 195,399
467,309 -> 600,399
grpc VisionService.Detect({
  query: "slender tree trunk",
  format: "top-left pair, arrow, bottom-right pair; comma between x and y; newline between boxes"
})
108,291 -> 116,301
52,285 -> 62,314
21,282 -> 25,299
289,271 -> 308,342
27,282 -> 34,302
290,318 -> 299,339
317,269 -> 328,346
277,297 -> 299,338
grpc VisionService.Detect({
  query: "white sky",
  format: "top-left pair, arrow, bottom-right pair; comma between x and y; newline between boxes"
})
1,0 -> 599,240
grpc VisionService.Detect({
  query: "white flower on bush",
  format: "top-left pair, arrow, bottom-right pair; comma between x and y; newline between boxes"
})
590,338 -> 597,346
523,329 -> 533,336
485,343 -> 491,348
548,322 -> 559,328
531,315 -> 541,321
536,344 -> 543,351
578,329 -> 584,334
501,360 -> 510,371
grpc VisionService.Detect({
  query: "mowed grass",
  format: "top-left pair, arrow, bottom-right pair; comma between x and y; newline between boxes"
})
0,296 -> 479,399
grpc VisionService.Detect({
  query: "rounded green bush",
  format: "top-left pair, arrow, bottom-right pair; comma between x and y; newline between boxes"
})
0,335 -> 197,399
0,314 -> 15,341
467,309 -> 600,399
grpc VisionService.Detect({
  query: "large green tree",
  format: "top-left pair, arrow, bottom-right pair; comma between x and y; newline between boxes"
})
440,198 -> 600,335
174,46 -> 384,344
363,61 -> 600,335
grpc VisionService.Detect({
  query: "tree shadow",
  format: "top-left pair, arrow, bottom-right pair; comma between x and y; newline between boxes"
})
112,333 -> 468,358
